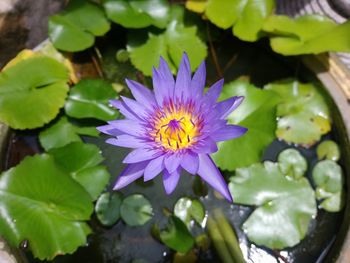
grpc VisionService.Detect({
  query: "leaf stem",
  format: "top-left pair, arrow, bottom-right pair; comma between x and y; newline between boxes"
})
206,22 -> 223,78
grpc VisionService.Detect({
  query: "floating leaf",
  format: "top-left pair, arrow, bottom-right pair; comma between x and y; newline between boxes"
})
312,160 -> 344,212
103,0 -> 170,29
185,0 -> 207,13
128,5 -> 207,76
212,80 -> 279,171
95,192 -> 123,226
39,116 -> 99,151
195,0 -> 274,41
229,161 -> 316,249
264,80 -> 330,146
49,0 -> 110,52
120,194 -> 153,226
278,148 -> 307,179
65,79 -> 118,121
0,154 -> 93,260
174,197 -> 205,228
160,216 -> 195,253
316,140 -> 340,161
0,55 -> 69,130
49,142 -> 110,200
263,15 -> 350,55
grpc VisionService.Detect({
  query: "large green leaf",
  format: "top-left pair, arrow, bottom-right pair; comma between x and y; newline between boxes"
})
128,5 -> 207,76
0,55 -> 69,130
0,154 -> 93,260
49,0 -> 110,52
264,80 -> 331,146
103,0 -> 170,28
212,80 -> 279,171
312,160 -> 344,212
229,161 -> 316,249
200,0 -> 275,41
39,116 -> 99,151
159,216 -> 195,253
65,79 -> 118,121
263,15 -> 350,55
49,142 -> 110,200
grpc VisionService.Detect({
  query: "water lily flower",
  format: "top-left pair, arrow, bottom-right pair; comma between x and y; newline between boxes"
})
98,53 -> 247,201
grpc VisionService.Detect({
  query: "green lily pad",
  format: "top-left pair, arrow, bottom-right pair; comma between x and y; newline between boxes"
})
103,0 -> 170,29
195,0 -> 274,41
120,194 -> 153,226
316,140 -> 340,161
49,0 -> 110,52
264,80 -> 331,146
278,148 -> 307,179
212,80 -> 279,171
39,116 -> 99,151
263,15 -> 350,55
229,161 -> 316,249
0,154 -> 93,260
49,142 -> 110,200
0,55 -> 69,130
128,5 -> 207,76
65,79 -> 119,121
95,192 -> 123,226
160,216 -> 195,253
312,160 -> 344,212
174,197 -> 205,228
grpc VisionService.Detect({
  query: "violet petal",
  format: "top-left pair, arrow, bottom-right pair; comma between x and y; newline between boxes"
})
113,161 -> 149,190
163,167 -> 181,194
197,154 -> 232,202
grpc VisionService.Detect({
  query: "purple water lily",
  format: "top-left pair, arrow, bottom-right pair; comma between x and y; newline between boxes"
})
98,53 -> 247,202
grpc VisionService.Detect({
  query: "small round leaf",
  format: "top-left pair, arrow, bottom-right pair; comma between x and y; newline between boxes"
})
95,192 -> 123,226
120,194 -> 153,226
278,148 -> 307,179
316,140 -> 340,161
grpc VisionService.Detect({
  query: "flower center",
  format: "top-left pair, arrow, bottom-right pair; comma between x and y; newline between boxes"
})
152,110 -> 200,151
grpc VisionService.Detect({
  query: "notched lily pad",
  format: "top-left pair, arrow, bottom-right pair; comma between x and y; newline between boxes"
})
65,79 -> 119,121
127,5 -> 207,76
159,216 -> 195,253
103,0 -> 170,29
0,55 -> 69,130
174,197 -> 205,228
49,142 -> 110,200
95,192 -> 123,226
49,0 -> 110,52
212,80 -> 279,171
0,154 -> 93,260
264,80 -> 331,146
229,161 -> 316,249
120,194 -> 153,226
278,148 -> 307,179
316,140 -> 340,161
312,160 -> 344,212
39,116 -> 99,151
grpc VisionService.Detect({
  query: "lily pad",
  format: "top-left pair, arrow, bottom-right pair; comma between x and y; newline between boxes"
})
316,140 -> 340,161
95,192 -> 123,226
212,80 -> 279,171
312,160 -> 344,212
0,154 -> 93,260
49,142 -> 110,200
264,80 -> 331,146
39,116 -> 99,151
65,79 -> 119,121
263,15 -> 350,55
0,55 -> 69,130
49,0 -> 110,52
229,161 -> 316,249
128,5 -> 207,76
191,0 -> 275,41
103,0 -> 170,29
278,148 -> 307,179
159,216 -> 195,253
120,194 -> 153,226
174,197 -> 205,228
